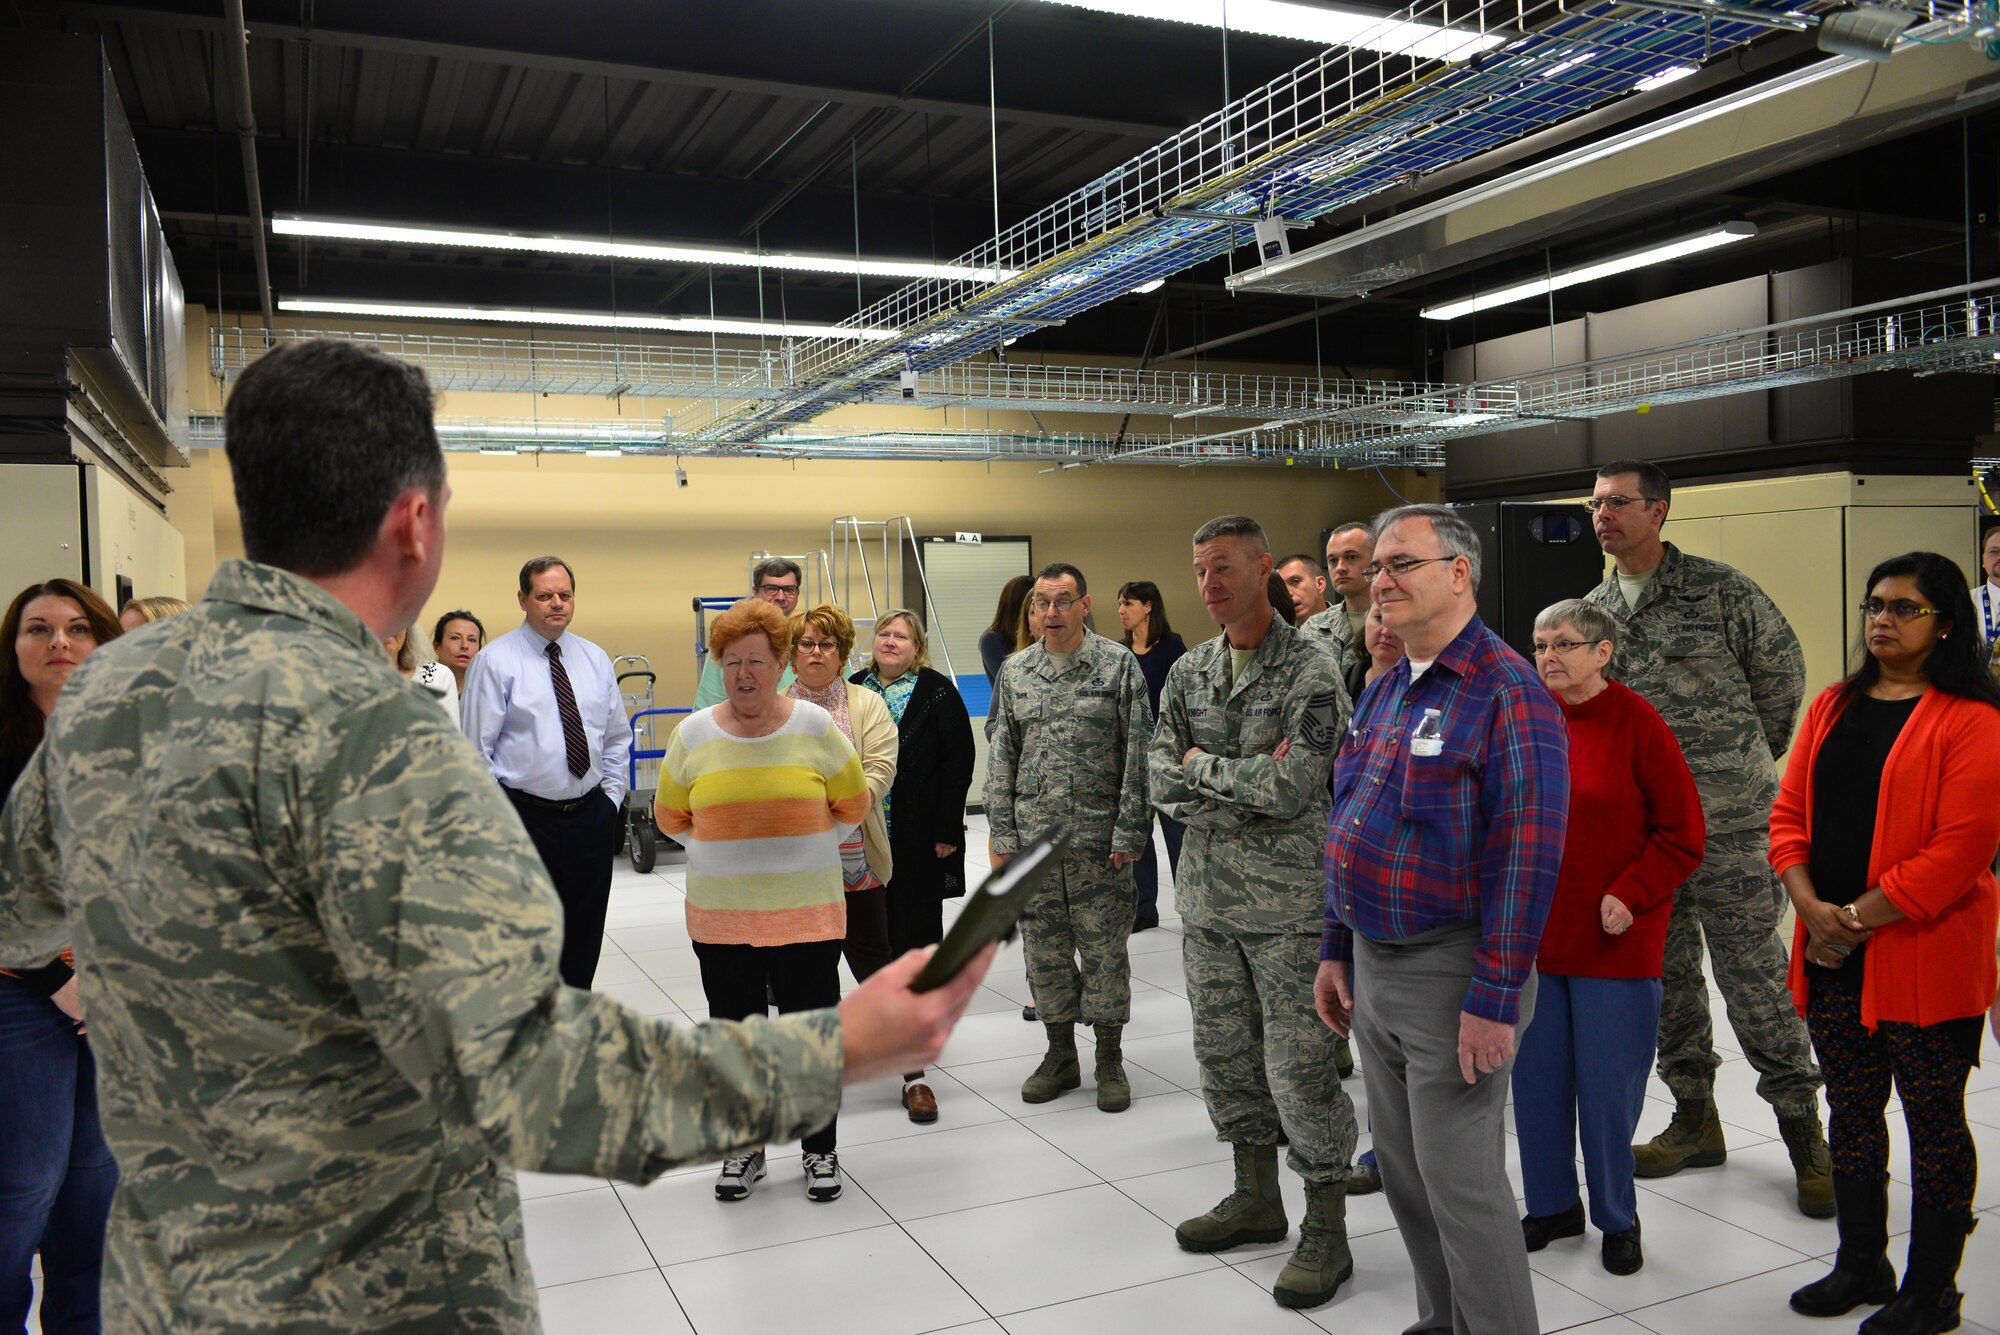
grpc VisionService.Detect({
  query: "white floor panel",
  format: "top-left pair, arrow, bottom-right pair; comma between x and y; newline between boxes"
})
662,1223 -> 986,1335
902,1184 -> 1222,1315
65,807 -> 1981,1335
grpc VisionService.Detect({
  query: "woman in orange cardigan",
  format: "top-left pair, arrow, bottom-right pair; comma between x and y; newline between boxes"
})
1771,552 -> 2000,1335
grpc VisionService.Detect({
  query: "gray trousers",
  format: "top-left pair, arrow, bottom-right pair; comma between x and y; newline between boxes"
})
1354,922 -> 1539,1335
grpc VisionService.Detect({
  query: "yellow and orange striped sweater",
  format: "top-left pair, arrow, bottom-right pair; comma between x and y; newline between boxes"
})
655,700 -> 869,947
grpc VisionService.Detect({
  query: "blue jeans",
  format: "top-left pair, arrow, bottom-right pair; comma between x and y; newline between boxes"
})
1131,815 -> 1184,925
0,977 -> 117,1334
1510,973 -> 1661,1235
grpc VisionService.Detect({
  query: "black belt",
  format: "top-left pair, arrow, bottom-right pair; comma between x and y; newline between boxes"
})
502,785 -> 601,816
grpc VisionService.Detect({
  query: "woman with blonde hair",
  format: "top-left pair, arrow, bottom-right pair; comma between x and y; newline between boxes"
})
383,626 -> 458,717
787,606 -> 901,999
657,598 -> 870,1203
117,595 -> 191,632
1015,593 -> 1046,653
854,609 -> 975,1117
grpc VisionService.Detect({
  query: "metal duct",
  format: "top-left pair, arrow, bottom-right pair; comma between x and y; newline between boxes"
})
224,0 -> 275,329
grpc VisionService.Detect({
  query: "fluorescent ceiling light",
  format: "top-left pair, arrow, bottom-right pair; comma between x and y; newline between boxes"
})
1419,221 -> 1757,320
478,446 -> 521,456
278,297 -> 900,342
1632,63 -> 1699,91
272,217 -> 1017,284
584,448 -> 622,458
1132,278 -> 1166,294
1039,0 -> 1505,61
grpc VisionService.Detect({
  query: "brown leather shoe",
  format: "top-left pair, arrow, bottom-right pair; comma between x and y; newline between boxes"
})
902,1082 -> 939,1124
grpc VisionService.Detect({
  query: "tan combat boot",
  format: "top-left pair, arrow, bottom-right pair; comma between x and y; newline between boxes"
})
1633,1097 -> 1727,1178
1273,1180 -> 1354,1309
1094,1024 -> 1131,1112
1779,1113 -> 1836,1219
1021,1023 -> 1081,1103
1175,1143 -> 1288,1252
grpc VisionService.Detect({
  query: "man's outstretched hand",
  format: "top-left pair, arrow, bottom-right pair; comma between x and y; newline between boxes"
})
839,943 -> 997,1084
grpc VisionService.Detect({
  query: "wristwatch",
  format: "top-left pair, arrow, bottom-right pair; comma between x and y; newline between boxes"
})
1843,903 -> 1864,928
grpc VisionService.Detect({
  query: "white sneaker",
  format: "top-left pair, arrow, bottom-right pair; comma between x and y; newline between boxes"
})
802,1151 -> 843,1202
715,1149 -> 766,1201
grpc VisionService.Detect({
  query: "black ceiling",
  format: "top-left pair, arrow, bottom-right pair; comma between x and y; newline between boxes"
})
9,0 -> 1997,375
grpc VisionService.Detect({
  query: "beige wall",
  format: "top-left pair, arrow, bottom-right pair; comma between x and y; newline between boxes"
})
1652,472 -> 1977,706
173,305 -> 1434,702
88,464 -> 185,603
185,448 -> 1432,706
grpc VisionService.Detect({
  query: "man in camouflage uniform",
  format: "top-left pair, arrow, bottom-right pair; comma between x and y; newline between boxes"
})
1582,459 -> 1830,1218
1300,520 -> 1375,683
1149,515 -> 1357,1310
1298,523 -> 1377,1081
0,339 -> 989,1333
1277,552 -> 1331,624
986,562 -> 1152,1112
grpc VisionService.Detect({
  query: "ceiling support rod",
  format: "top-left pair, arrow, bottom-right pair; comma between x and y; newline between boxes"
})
223,0 -> 276,331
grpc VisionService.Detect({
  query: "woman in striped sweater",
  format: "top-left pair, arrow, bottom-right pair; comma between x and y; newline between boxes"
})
656,598 -> 871,1205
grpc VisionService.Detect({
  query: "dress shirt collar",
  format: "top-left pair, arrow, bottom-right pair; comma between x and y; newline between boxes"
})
515,622 -> 573,655
1385,612 -> 1489,693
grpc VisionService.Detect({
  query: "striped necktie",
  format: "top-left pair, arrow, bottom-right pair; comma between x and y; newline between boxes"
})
546,641 -> 591,779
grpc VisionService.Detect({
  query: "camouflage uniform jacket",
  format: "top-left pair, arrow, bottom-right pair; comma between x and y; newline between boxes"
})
985,629 -> 1152,857
1584,541 -> 1805,835
1148,619 -> 1352,934
1300,603 -> 1362,681
0,561 -> 843,1334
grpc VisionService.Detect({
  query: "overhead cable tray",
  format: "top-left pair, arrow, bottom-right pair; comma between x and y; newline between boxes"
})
692,0 -> 1840,443
189,286 -> 2000,468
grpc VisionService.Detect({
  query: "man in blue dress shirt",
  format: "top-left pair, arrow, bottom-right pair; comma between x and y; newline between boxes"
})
463,556 -> 630,987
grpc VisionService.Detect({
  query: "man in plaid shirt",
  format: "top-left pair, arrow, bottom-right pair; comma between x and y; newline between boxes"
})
1314,503 -> 1570,1335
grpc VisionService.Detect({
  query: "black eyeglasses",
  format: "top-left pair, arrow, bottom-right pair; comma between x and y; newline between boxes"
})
1582,494 -> 1662,515
1531,638 -> 1604,656
1858,599 -> 1939,624
1362,555 -> 1455,582
756,583 -> 800,598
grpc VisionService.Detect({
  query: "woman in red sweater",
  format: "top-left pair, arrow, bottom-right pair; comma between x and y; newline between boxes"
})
1774,552 -> 2000,1335
1512,598 -> 1704,1278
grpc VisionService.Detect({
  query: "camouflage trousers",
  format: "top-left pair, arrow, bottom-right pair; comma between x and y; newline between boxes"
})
1184,922 -> 1357,1185
1656,827 -> 1823,1117
1020,849 -> 1135,1026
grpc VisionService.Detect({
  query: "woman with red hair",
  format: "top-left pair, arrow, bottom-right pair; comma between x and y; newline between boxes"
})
656,598 -> 869,1206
